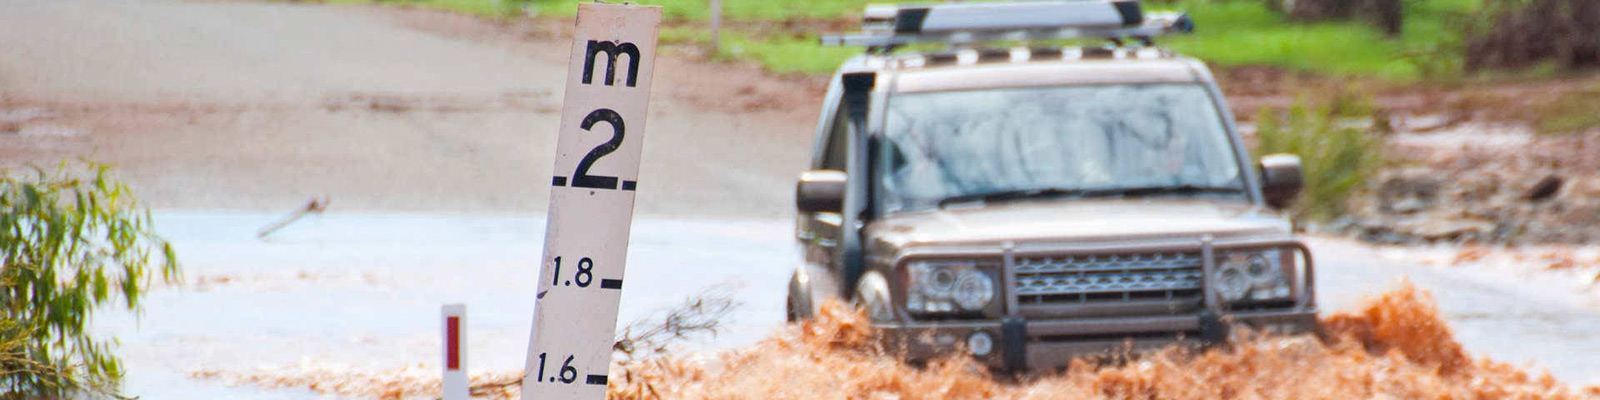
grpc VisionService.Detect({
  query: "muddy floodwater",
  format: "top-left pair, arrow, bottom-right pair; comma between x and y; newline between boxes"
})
92,212 -> 1600,398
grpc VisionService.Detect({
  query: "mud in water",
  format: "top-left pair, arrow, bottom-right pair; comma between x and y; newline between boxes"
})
197,282 -> 1597,399
608,281 -> 1592,400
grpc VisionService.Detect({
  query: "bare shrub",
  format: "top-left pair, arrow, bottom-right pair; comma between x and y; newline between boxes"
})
1265,0 -> 1404,36
1466,0 -> 1600,71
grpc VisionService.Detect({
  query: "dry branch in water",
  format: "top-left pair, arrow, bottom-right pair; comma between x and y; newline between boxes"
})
469,285 -> 741,397
614,285 -> 740,360
256,196 -> 329,239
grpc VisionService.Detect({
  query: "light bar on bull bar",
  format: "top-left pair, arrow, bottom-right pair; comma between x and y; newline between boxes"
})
822,0 -> 1194,48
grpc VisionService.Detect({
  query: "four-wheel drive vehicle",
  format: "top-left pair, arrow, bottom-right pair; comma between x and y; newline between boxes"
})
786,0 -> 1318,371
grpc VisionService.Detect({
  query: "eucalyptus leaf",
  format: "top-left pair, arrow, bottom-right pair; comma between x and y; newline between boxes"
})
1,163 -> 180,398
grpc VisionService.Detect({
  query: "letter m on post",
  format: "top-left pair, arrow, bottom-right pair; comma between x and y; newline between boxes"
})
582,40 -> 641,87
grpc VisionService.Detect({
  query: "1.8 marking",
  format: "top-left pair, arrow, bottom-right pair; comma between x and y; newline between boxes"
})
551,256 -> 623,290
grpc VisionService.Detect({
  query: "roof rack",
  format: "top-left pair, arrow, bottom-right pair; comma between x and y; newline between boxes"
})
821,0 -> 1193,50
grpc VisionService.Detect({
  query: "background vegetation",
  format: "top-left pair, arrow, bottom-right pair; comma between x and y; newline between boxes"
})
335,0 -> 1596,83
345,0 -> 1485,80
0,165 -> 179,398
1252,96 -> 1386,222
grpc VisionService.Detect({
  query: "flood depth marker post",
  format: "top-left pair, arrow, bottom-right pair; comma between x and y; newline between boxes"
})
441,304 -> 467,400
521,3 -> 660,400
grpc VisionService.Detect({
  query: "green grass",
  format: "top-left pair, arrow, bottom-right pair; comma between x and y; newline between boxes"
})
325,0 -> 525,18
1162,0 -> 1480,81
713,32 -> 863,75
528,0 -> 867,21
368,0 -> 1483,79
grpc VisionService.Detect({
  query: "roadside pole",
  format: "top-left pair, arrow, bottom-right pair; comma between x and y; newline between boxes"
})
440,304 -> 467,400
710,0 -> 722,53
520,3 -> 661,400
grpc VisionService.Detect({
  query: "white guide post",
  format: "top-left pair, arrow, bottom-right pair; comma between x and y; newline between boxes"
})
520,3 -> 661,400
441,304 -> 467,400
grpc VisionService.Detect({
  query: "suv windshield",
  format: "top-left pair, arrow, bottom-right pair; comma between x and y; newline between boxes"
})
878,84 -> 1245,214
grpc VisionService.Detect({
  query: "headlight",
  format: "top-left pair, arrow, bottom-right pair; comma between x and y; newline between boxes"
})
952,270 -> 995,311
906,261 -> 995,314
1214,250 -> 1293,303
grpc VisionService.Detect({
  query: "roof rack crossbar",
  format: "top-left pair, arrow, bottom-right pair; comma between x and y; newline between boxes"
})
822,1 -> 1193,49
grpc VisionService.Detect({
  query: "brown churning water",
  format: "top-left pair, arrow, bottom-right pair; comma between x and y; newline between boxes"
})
608,282 -> 1596,400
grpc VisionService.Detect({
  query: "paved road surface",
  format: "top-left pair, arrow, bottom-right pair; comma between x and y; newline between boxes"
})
2,0 -> 1595,398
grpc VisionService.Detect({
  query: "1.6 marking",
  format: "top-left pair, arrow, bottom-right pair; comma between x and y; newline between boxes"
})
531,353 -> 608,386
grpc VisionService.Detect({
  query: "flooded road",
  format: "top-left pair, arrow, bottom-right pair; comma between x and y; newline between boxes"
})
90,212 -> 1600,398
96,212 -> 796,398
7,0 -> 1595,397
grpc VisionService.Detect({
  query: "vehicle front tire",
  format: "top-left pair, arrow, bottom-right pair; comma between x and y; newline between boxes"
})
787,264 -> 842,323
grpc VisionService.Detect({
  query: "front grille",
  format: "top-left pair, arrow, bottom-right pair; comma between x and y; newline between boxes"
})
1013,252 -> 1204,305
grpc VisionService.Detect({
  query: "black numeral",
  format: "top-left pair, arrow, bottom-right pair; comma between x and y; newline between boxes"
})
574,258 -> 593,287
551,256 -> 619,290
535,353 -> 547,381
573,109 -> 624,190
551,256 -> 563,286
532,353 -> 603,386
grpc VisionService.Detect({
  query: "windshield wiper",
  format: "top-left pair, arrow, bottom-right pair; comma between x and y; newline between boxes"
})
937,188 -> 1083,208
1080,184 -> 1244,198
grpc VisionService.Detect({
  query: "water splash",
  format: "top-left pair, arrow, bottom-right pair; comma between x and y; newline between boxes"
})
609,281 -> 1590,400
194,282 -> 1594,399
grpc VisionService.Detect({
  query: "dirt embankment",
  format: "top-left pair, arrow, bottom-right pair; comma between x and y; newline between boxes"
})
1214,65 -> 1600,246
0,3 -> 829,217
1350,129 -> 1600,245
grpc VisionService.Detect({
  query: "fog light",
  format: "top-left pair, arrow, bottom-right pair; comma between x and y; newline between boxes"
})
967,331 -> 994,356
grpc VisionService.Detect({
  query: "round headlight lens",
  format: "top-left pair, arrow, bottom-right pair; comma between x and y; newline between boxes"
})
952,270 -> 995,311
1215,263 -> 1250,302
926,267 -> 957,298
1245,254 -> 1280,285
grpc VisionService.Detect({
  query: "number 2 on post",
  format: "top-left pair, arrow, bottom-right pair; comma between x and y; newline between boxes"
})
573,108 -> 624,190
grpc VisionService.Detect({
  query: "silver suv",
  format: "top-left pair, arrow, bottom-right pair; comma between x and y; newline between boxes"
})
786,0 -> 1318,371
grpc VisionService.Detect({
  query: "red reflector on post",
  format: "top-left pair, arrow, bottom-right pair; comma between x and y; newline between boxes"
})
446,316 -> 461,370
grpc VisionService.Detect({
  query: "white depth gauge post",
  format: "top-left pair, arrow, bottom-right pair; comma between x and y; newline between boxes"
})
521,3 -> 660,400
441,304 -> 467,400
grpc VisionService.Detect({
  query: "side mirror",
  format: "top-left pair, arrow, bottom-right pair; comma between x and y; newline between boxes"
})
1259,154 -> 1303,210
796,170 -> 847,213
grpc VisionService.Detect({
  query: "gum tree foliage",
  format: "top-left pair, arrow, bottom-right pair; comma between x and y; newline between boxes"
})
0,165 -> 178,398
